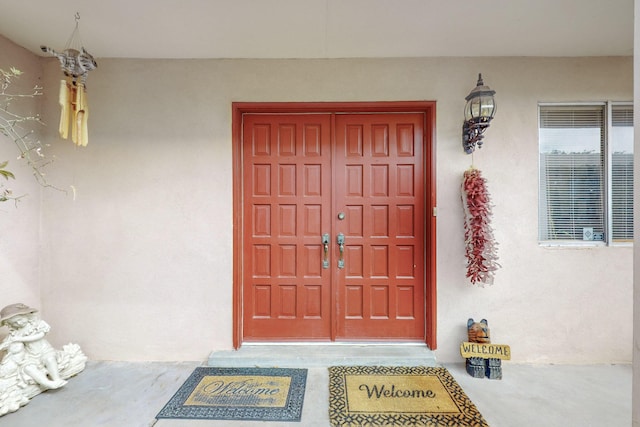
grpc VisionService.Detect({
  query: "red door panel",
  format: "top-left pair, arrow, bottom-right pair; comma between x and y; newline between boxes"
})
334,114 -> 425,340
242,114 -> 332,340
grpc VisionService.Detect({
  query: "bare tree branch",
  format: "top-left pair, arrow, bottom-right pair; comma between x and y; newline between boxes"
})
0,68 -> 63,203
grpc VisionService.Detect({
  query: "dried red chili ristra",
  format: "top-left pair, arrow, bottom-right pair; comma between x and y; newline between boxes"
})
461,168 -> 500,286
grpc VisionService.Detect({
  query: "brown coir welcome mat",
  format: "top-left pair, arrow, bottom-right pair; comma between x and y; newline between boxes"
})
328,366 -> 488,426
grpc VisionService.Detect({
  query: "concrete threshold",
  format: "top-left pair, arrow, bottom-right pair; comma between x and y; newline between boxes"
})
207,343 -> 437,368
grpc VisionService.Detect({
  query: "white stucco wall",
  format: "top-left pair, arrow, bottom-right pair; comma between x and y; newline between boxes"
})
4,50 -> 631,364
0,37 -> 43,310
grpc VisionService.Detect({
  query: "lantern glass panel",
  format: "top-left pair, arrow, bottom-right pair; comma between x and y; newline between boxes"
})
465,96 -> 496,122
479,95 -> 496,119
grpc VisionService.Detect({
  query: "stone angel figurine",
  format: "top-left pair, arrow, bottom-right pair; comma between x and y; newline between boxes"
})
0,303 -> 87,416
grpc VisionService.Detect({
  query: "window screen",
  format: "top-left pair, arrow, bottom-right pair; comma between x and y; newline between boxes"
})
539,105 -> 605,241
611,104 -> 634,242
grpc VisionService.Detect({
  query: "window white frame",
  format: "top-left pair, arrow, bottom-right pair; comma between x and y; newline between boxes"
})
538,101 -> 633,246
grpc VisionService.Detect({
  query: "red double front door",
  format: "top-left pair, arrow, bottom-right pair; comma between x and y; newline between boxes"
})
237,105 -> 434,344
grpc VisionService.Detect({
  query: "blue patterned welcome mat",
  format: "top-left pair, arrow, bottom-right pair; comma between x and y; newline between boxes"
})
156,367 -> 307,422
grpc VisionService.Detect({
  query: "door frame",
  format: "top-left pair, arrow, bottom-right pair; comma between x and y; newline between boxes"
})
232,101 -> 437,349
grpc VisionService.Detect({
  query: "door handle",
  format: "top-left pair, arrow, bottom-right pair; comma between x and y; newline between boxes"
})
322,233 -> 330,269
337,233 -> 345,269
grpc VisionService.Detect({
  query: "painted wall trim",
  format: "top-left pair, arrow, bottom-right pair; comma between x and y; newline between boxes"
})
232,101 -> 437,349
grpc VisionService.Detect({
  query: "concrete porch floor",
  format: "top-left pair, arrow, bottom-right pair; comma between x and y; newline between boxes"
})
0,345 -> 632,427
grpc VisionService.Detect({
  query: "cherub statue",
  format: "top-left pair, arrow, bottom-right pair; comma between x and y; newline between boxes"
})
0,304 -> 66,388
0,303 -> 87,416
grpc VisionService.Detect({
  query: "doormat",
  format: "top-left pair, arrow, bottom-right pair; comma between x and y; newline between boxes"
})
156,367 -> 307,422
328,366 -> 488,427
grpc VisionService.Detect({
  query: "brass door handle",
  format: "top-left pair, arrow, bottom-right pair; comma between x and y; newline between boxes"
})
337,233 -> 345,269
322,233 -> 330,269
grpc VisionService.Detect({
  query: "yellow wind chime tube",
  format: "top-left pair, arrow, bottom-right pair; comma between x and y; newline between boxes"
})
58,78 -> 89,147
58,79 -> 71,140
74,83 -> 88,147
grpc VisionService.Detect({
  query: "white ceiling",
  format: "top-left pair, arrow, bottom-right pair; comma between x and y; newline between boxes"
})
0,0 -> 634,59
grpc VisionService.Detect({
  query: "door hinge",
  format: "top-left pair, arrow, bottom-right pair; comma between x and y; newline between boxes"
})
433,207 -> 437,217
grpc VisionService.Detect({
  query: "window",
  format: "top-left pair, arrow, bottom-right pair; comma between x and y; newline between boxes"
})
539,103 -> 633,244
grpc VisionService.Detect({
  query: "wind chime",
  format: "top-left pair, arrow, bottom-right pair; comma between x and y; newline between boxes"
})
41,13 -> 97,147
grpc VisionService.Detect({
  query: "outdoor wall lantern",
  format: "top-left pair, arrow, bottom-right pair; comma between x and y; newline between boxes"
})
462,73 -> 497,154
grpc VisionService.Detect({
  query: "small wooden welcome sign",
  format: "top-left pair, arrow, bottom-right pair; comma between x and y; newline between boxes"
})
462,318 -> 510,379
460,342 -> 511,360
